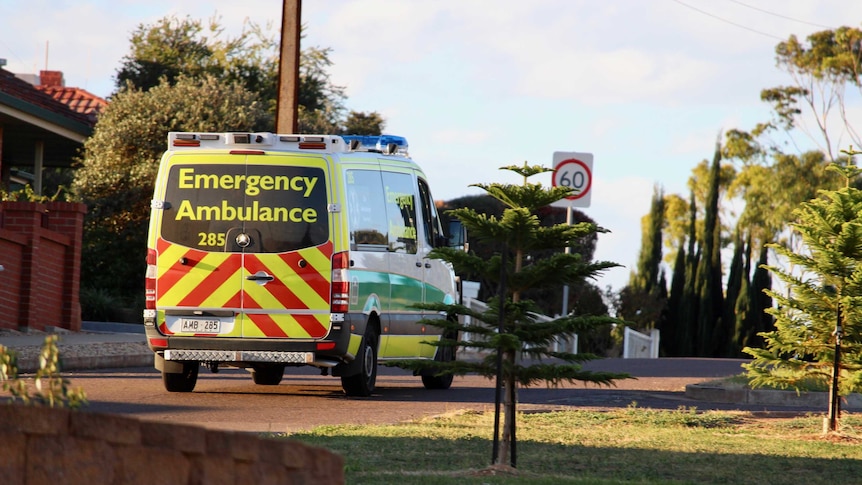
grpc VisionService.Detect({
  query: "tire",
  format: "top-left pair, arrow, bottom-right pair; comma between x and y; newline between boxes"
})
422,333 -> 456,390
251,364 -> 285,385
341,327 -> 378,397
162,361 -> 199,392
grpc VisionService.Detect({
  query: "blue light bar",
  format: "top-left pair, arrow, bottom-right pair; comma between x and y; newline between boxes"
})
342,135 -> 409,155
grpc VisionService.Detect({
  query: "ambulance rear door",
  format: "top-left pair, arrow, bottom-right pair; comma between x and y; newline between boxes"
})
154,152 -> 333,340
236,154 -> 333,340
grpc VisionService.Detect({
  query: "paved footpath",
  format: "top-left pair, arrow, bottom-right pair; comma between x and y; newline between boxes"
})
0,322 -> 151,373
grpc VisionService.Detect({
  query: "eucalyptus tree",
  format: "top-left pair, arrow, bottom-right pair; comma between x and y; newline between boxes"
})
765,27 -> 862,161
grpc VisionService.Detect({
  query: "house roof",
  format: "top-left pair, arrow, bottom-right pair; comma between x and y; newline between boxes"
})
0,68 -> 97,167
34,70 -> 107,123
0,68 -> 94,135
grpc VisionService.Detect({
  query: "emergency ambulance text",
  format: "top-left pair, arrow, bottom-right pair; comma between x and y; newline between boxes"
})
175,199 -> 318,223
177,167 -> 318,197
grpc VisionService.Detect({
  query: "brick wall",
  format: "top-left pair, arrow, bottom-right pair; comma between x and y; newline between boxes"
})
0,404 -> 345,484
0,201 -> 86,331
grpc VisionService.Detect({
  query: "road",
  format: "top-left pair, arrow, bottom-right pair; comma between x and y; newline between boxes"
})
61,358 -> 822,433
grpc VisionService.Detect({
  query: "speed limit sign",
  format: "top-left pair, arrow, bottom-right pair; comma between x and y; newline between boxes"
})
551,152 -> 593,208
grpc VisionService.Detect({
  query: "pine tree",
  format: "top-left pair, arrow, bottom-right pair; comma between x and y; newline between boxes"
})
744,161 -> 862,430
390,164 -> 629,468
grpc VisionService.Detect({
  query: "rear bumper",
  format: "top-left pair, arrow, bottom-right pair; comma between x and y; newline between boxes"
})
144,319 -> 356,368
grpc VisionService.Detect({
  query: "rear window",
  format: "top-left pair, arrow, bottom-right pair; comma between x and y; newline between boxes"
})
160,163 -> 328,253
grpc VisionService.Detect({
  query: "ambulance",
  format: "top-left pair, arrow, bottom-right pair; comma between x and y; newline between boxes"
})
144,132 -> 460,396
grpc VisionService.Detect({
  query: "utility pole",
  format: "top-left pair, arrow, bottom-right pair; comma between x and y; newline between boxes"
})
276,0 -> 301,133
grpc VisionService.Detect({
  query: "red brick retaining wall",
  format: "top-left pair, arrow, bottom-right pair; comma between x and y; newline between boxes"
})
0,202 -> 86,331
0,404 -> 344,484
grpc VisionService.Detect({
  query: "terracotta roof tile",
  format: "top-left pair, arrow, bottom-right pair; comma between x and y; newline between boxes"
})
36,86 -> 107,122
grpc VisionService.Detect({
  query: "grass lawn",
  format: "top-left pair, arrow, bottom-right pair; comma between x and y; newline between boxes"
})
277,406 -> 862,484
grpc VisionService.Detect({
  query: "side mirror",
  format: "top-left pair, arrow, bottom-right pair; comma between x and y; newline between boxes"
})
447,219 -> 468,252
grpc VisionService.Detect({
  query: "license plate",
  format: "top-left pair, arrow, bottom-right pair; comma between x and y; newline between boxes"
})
180,318 -> 221,334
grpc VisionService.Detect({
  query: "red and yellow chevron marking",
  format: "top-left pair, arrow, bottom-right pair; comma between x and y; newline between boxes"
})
155,238 -> 334,338
242,312 -> 329,338
156,238 -> 243,309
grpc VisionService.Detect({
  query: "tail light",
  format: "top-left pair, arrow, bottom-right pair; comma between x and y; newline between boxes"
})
330,251 -> 350,313
145,249 -> 157,310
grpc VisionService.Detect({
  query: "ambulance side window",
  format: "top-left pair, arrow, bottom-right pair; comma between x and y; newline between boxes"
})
345,170 -> 388,250
381,171 -> 417,255
418,178 -> 442,248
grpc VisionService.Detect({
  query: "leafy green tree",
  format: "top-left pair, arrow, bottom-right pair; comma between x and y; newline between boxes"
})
73,75 -> 269,303
662,193 -> 689,263
115,14 -> 380,134
116,15 -> 278,100
744,160 -> 862,430
392,164 -> 628,468
342,111 -> 386,135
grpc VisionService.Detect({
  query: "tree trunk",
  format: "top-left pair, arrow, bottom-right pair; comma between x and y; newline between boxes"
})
497,349 -> 517,467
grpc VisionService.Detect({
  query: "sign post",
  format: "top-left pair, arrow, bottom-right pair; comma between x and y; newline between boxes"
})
551,152 -> 593,321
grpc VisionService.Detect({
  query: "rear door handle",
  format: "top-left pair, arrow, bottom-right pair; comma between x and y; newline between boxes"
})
246,271 -> 275,284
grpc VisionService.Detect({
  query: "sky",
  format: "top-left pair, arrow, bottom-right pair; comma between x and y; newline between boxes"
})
3,0 -> 862,297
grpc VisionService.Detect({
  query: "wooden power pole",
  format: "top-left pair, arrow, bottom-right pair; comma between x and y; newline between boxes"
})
276,0 -> 301,134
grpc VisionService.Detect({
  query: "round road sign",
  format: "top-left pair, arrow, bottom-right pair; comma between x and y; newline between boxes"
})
553,158 -> 592,200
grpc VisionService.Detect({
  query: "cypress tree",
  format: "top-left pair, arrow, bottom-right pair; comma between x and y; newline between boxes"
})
732,234 -> 753,354
748,244 -> 773,349
663,237 -> 686,356
630,185 -> 665,294
695,141 -> 724,356
721,230 -> 745,356
677,191 -> 700,356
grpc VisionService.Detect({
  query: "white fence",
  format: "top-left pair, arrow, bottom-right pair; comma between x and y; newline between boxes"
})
622,327 -> 660,359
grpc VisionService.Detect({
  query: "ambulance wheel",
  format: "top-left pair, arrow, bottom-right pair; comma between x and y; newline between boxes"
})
421,333 -> 456,390
341,327 -> 378,397
162,362 -> 199,392
251,364 -> 285,385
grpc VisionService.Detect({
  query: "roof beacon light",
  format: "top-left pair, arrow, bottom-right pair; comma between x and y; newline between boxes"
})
342,135 -> 408,156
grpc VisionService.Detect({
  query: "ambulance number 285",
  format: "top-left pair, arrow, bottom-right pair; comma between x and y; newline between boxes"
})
198,232 -> 226,247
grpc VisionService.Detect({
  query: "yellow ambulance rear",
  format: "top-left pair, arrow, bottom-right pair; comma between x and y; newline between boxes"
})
144,132 -> 459,396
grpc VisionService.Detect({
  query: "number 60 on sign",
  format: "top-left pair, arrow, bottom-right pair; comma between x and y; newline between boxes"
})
551,151 -> 593,208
